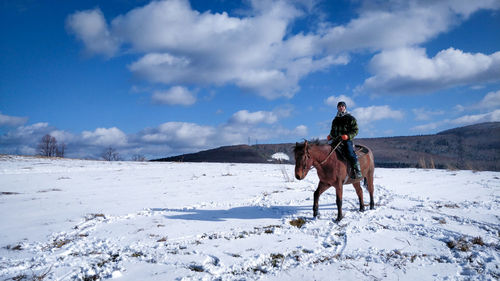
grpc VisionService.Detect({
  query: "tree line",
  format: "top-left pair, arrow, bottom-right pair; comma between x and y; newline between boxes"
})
37,134 -> 146,161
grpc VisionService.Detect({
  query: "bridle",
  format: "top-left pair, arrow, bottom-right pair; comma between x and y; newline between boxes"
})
300,142 -> 312,171
298,139 -> 342,171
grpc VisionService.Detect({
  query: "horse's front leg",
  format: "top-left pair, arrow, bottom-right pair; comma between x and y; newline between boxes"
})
335,185 -> 344,222
313,181 -> 330,218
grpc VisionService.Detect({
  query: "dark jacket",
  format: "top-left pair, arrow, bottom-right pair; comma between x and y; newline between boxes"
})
329,112 -> 359,140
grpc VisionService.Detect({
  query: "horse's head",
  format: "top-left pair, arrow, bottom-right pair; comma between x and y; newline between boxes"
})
294,140 -> 313,180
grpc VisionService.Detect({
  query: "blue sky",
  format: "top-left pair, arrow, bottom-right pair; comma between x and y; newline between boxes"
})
1,0 -> 500,159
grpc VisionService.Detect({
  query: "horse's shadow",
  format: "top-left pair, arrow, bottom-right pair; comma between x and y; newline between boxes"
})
151,204 -> 335,222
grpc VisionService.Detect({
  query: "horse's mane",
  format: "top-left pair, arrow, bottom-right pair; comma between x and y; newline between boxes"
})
307,138 -> 322,146
293,138 -> 324,153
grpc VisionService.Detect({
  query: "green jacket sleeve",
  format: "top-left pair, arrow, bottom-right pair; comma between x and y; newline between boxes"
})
348,116 -> 358,140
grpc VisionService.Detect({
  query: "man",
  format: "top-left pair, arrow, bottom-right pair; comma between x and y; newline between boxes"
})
327,101 -> 363,179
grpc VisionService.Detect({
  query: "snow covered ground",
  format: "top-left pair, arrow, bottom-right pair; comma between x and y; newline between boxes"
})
0,155 -> 499,280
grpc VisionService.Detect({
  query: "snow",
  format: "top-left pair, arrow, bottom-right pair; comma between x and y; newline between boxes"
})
0,155 -> 499,280
271,153 -> 289,161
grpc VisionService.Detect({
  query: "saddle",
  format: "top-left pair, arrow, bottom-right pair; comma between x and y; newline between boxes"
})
333,142 -> 369,161
333,142 -> 369,180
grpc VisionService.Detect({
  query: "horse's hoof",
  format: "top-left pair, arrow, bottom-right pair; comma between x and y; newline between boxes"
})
335,215 -> 344,222
360,205 -> 365,212
313,209 -> 319,218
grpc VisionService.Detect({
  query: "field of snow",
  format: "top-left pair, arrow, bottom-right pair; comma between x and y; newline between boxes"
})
0,155 -> 499,280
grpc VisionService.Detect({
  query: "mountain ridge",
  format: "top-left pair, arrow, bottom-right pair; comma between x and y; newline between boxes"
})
152,122 -> 500,171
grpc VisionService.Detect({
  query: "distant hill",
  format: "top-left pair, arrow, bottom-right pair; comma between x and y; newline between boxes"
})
152,122 -> 500,171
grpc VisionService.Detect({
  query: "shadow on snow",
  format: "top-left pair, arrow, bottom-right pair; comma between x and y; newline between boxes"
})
151,204 -> 336,222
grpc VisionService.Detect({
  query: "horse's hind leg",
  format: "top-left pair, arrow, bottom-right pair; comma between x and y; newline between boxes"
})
353,181 -> 365,212
313,181 -> 330,218
335,185 -> 344,222
365,175 -> 375,210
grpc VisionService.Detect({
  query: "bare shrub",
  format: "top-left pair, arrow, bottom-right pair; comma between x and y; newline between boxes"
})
131,154 -> 147,161
290,217 -> 306,228
270,253 -> 285,267
418,157 -> 426,169
429,158 -> 435,169
279,163 -> 293,182
471,236 -> 485,246
101,147 -> 120,161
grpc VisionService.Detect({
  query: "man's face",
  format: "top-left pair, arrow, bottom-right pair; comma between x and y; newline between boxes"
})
337,105 -> 346,113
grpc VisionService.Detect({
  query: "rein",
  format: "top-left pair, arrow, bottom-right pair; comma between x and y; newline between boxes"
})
319,140 -> 342,165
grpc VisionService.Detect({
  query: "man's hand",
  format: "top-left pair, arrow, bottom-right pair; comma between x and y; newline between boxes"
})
327,135 -> 332,140
341,135 -> 349,141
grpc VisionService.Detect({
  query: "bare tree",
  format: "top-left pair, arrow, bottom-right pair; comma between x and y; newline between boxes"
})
131,154 -> 146,162
56,142 -> 66,158
102,147 -> 120,161
38,134 -> 58,157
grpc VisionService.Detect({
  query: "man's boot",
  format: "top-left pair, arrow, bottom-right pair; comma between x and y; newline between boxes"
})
352,161 -> 363,179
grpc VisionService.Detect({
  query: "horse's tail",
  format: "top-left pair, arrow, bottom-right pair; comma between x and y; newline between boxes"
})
361,146 -> 374,191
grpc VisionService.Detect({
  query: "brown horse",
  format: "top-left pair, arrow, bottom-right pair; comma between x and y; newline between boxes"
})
294,139 -> 375,221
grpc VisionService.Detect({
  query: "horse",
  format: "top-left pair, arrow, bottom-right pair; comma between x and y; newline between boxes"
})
293,139 -> 375,221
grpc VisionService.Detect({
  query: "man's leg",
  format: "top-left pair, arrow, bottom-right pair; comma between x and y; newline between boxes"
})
345,140 -> 362,179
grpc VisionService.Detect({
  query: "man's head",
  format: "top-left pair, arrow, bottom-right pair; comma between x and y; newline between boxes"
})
337,101 -> 346,113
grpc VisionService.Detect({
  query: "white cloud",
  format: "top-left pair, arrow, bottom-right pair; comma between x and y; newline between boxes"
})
412,108 -> 445,121
0,123 -> 53,156
152,86 -> 196,106
324,95 -> 355,108
140,122 -> 215,148
362,47 -> 500,94
229,110 -> 278,125
66,8 -> 119,57
112,0 -> 246,53
321,0 -> 500,52
321,1 -> 500,95
351,105 -> 404,124
451,109 -> 500,125
49,130 -> 76,144
453,90 -> 500,114
412,109 -> 500,132
411,122 -> 442,132
1,123 -> 50,142
67,0 -> 347,99
0,112 -> 28,127
81,127 -> 128,147
67,1 -> 500,98
293,125 -> 308,136
446,0 -> 500,17
321,8 -> 448,52
477,90 -> 500,109
272,104 -> 294,119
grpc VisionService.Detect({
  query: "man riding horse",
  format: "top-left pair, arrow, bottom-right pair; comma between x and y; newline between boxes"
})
327,101 -> 362,179
293,101 -> 374,221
